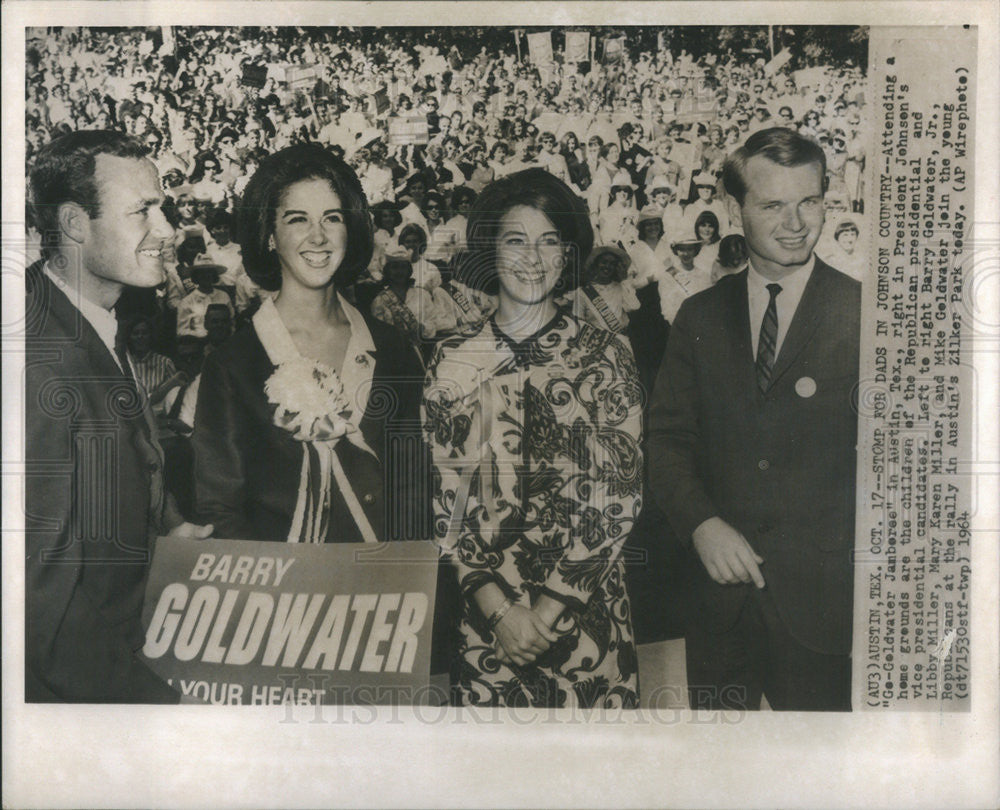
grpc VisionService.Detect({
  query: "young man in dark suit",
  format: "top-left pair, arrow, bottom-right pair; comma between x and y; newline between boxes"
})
648,128 -> 861,711
25,130 -> 211,702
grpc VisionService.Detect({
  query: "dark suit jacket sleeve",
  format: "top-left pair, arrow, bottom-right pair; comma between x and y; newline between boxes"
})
191,351 -> 253,539
372,320 -> 434,541
646,300 -> 720,545
25,359 -> 178,703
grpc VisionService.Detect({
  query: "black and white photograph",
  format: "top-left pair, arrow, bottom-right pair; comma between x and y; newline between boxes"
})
3,2 -> 998,808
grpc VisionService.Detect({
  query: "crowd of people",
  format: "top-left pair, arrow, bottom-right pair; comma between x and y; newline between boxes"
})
25,25 -> 868,710
26,26 -> 869,346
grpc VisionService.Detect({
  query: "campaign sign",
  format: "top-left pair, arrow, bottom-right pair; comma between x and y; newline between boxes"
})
239,63 -> 268,89
527,31 -> 553,65
387,115 -> 430,145
287,65 -> 318,90
141,538 -> 440,705
564,30 -> 590,64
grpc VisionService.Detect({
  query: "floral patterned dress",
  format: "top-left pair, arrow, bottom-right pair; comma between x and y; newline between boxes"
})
423,309 -> 643,708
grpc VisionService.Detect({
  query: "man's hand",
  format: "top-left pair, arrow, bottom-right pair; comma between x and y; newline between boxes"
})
165,522 -> 214,540
692,517 -> 765,588
493,605 -> 559,667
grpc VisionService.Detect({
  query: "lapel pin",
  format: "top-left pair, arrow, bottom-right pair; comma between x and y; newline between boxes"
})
795,376 -> 817,398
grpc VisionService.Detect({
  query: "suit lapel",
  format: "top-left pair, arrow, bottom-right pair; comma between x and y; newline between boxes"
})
31,264 -> 153,439
724,270 -> 755,384
769,260 -> 832,386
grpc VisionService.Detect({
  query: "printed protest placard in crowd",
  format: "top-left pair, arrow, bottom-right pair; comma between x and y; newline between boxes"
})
527,31 -> 553,65
387,114 -> 430,145
287,65 -> 318,90
141,538 -> 440,705
602,34 -> 625,65
239,63 -> 268,89
673,94 -> 718,125
564,30 -> 590,63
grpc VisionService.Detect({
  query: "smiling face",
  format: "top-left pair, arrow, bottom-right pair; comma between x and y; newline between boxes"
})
729,156 -> 825,280
272,178 -> 348,292
375,208 -> 397,232
495,205 -> 566,307
176,195 -> 197,223
400,231 -> 425,262
590,253 -> 623,286
83,155 -> 173,290
836,228 -> 858,252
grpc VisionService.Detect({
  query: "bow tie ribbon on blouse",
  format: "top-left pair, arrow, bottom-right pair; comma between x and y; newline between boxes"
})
254,299 -> 379,544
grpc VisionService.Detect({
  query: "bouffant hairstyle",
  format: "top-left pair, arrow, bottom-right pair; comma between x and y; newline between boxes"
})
371,200 -> 403,232
717,233 -> 748,269
834,219 -> 859,239
235,143 -> 373,291
464,168 -> 593,295
694,210 -> 721,244
722,127 -> 827,206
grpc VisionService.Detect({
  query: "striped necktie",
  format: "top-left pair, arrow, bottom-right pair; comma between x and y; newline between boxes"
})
756,283 -> 782,391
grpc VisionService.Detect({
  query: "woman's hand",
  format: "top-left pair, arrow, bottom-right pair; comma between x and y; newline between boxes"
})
492,605 -> 559,667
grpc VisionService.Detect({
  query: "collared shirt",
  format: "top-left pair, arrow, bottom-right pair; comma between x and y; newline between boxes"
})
129,351 -> 178,414
747,255 -> 816,358
43,262 -> 123,371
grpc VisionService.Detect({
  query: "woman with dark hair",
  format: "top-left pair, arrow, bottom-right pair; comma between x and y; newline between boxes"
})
711,233 -> 749,284
423,168 -> 642,708
560,130 -> 590,191
693,209 -> 722,274
365,199 -> 404,281
192,143 -> 427,544
397,222 -> 442,291
585,141 -> 621,222
798,109 -> 823,140
487,141 -> 510,179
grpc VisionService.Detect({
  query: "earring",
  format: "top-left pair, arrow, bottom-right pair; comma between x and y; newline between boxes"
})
268,235 -> 276,252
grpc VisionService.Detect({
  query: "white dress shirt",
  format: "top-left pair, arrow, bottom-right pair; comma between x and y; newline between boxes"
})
747,255 -> 815,358
43,263 -> 123,371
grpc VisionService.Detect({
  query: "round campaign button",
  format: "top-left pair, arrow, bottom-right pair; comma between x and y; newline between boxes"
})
795,376 -> 817,398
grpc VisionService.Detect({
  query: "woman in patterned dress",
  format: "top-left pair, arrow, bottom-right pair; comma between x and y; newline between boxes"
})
423,168 -> 644,708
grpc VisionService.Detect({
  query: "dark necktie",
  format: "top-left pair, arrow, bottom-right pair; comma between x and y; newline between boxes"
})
115,342 -> 134,380
756,283 -> 782,391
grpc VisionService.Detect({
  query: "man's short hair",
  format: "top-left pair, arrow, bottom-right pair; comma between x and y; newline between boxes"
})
722,127 -> 828,206
29,130 -> 148,259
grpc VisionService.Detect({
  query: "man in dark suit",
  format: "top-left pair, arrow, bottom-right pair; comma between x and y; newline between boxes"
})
25,130 -> 211,702
648,128 -> 861,711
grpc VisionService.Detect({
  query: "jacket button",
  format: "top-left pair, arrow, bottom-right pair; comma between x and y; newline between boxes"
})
363,494 -> 375,505
757,459 -> 770,471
